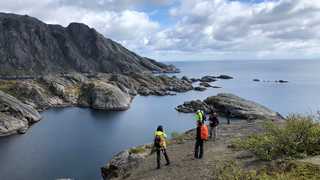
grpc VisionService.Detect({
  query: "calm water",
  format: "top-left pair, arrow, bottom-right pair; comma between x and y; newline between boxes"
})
1,60 -> 320,180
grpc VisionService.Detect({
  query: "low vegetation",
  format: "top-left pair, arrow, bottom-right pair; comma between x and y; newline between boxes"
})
232,114 -> 320,161
129,146 -> 146,154
0,80 -> 17,92
213,160 -> 320,180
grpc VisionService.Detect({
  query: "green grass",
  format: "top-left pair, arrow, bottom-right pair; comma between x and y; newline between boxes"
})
232,114 -> 320,161
129,147 -> 146,154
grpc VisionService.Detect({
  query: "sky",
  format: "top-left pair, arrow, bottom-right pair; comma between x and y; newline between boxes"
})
0,0 -> 320,61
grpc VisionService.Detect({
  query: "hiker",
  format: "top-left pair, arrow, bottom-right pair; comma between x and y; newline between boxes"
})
208,111 -> 219,141
154,125 -> 170,169
194,121 -> 208,159
226,110 -> 231,124
195,110 -> 206,123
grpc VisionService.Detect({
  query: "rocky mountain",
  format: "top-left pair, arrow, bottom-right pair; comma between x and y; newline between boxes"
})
0,12 -> 178,77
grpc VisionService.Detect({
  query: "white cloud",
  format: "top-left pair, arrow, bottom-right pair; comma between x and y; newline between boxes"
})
148,0 -> 320,60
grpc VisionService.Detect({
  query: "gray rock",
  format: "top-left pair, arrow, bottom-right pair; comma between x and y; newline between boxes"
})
176,93 -> 283,121
277,80 -> 289,83
79,81 -> 132,111
0,90 -> 41,136
181,76 -> 192,83
5,81 -> 49,109
216,75 -> 233,79
101,150 -> 147,180
200,76 -> 217,83
194,86 -> 207,91
204,93 -> 283,120
175,100 -> 211,113
190,78 -> 200,83
199,82 -> 212,87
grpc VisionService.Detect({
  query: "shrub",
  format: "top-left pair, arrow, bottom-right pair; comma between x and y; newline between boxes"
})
233,114 -> 320,160
212,160 -> 320,180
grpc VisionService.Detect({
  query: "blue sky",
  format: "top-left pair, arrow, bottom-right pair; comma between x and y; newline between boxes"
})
0,0 -> 319,61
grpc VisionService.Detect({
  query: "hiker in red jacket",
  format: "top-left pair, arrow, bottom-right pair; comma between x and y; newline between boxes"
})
194,121 -> 208,159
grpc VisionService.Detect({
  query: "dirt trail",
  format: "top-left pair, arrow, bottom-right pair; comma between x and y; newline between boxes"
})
126,120 -> 266,180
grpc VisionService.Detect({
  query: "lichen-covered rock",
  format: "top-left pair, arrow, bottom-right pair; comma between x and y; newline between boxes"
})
0,90 -> 41,136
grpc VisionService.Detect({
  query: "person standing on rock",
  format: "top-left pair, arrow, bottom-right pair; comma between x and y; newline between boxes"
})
154,125 -> 170,169
208,111 -> 219,141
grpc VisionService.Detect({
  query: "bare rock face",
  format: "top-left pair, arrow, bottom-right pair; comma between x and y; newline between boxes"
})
176,93 -> 283,121
0,12 -> 178,77
204,93 -> 283,120
0,90 -> 41,136
101,150 -> 145,179
5,81 -> 49,109
79,81 -> 132,111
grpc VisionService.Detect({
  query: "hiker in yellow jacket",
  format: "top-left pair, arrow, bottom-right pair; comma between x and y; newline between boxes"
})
154,125 -> 170,169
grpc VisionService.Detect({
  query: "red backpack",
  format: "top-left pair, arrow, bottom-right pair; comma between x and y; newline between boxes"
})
200,124 -> 209,140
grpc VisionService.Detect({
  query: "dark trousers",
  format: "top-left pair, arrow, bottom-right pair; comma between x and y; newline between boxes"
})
194,139 -> 204,159
156,148 -> 170,168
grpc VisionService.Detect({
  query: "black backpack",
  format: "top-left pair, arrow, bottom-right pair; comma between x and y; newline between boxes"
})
154,135 -> 162,148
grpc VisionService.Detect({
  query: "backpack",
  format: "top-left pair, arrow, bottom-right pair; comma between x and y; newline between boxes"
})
154,135 -> 165,148
200,125 -> 209,140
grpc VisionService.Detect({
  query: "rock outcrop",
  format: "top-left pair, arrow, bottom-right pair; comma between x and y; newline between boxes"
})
0,12 -> 178,77
176,93 -> 283,121
0,72 -> 194,136
79,81 -> 132,111
0,90 -> 41,136
101,146 -> 150,180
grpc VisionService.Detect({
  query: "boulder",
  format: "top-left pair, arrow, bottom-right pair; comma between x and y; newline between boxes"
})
204,93 -> 283,120
0,90 -> 41,136
176,93 -> 283,121
101,149 -> 148,180
79,81 -> 132,111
